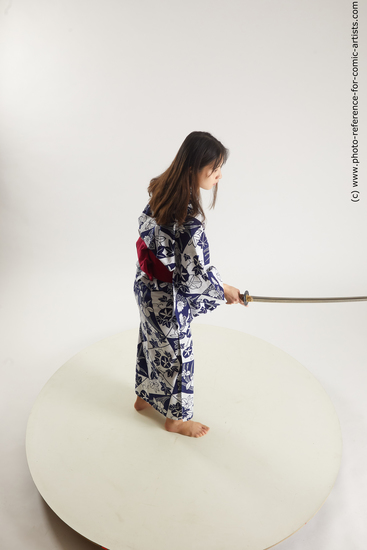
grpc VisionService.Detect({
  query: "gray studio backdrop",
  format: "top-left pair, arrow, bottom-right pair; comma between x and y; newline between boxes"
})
1,1 -> 366,549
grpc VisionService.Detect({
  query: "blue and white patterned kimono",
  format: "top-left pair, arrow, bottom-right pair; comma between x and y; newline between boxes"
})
134,204 -> 225,421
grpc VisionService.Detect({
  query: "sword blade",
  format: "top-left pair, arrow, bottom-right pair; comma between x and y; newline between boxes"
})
242,291 -> 367,305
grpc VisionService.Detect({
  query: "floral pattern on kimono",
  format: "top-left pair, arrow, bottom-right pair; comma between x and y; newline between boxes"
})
133,204 -> 225,421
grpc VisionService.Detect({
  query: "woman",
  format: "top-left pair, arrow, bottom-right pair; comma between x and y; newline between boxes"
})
133,131 -> 245,438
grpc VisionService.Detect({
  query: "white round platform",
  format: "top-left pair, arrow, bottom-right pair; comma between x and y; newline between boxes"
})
26,324 -> 342,550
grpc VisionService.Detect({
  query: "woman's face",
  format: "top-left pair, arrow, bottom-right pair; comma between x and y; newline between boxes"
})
197,161 -> 223,190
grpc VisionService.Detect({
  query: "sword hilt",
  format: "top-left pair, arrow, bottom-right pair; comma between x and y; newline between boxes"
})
240,291 -> 252,306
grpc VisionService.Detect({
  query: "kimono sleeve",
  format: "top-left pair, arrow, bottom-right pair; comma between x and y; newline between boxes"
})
173,218 -> 225,328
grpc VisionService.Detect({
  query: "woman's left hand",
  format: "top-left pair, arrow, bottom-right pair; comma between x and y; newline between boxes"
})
223,284 -> 247,306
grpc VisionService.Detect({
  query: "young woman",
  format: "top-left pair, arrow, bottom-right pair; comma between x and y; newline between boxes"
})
133,131 -> 245,438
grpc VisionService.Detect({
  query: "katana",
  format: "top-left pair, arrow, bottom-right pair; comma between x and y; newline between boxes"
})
241,290 -> 367,306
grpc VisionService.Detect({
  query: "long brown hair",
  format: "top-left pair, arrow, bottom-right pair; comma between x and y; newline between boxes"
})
148,131 -> 229,226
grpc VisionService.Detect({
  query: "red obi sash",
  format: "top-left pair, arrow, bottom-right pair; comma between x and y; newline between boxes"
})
136,236 -> 173,283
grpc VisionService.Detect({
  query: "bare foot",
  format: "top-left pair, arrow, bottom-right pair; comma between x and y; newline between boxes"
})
134,396 -> 152,411
165,418 -> 210,438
